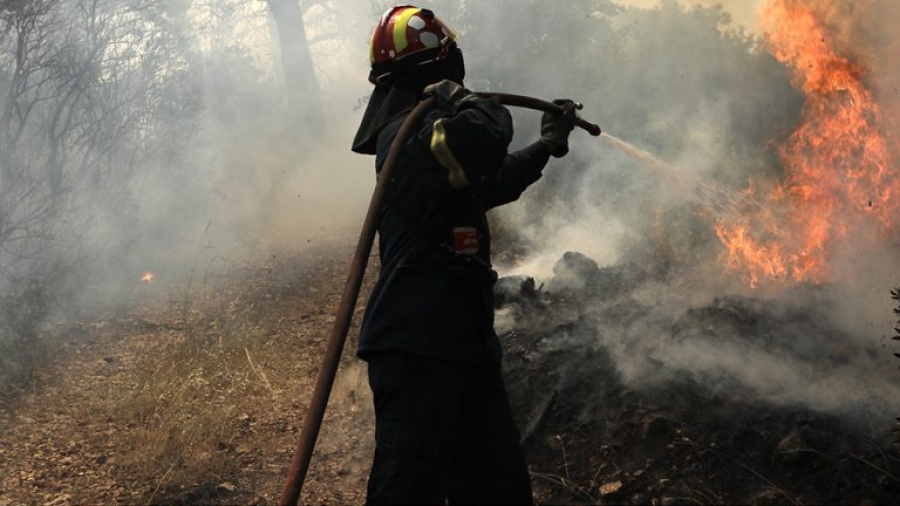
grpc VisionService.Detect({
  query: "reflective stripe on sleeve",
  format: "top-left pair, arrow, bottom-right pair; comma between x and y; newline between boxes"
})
430,119 -> 470,189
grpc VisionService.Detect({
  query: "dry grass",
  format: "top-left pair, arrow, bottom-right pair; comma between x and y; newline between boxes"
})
0,241 -> 368,505
87,246 -> 368,504
103,262 -> 302,502
118,340 -> 264,499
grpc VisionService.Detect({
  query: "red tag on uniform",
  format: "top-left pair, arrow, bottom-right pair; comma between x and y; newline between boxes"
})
452,227 -> 479,254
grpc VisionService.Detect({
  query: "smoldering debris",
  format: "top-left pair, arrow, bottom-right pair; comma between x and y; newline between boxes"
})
497,250 -> 900,422
498,250 -> 900,504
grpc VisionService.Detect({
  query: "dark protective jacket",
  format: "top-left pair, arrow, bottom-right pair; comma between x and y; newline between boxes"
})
358,95 -> 551,364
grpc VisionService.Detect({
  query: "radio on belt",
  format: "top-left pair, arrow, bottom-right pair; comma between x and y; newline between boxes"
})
452,226 -> 479,254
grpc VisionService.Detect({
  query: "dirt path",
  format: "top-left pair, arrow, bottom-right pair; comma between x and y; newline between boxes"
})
0,239 -> 376,505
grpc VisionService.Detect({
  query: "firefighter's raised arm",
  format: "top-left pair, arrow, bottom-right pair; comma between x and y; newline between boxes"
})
419,79 -> 514,189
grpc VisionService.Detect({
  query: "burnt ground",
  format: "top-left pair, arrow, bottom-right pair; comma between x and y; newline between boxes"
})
497,255 -> 900,505
1,238 -> 899,505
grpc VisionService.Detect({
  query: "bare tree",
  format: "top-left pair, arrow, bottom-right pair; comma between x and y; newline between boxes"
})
265,0 -> 326,132
0,0 -> 64,280
0,0 -> 200,287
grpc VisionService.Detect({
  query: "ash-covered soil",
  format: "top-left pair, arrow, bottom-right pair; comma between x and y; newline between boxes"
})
498,252 -> 900,504
1,240 -> 898,505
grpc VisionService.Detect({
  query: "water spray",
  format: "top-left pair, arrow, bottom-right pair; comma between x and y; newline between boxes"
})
600,133 -> 765,221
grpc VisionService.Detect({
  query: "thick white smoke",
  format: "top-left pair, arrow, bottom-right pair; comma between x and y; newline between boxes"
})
453,0 -> 900,421
6,0 -> 896,422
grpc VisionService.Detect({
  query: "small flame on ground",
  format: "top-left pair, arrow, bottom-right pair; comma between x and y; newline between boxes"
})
141,272 -> 155,283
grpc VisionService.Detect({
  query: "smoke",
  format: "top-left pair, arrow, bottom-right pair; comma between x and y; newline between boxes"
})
3,0 -> 897,422
0,0 -> 382,384
441,0 -> 900,422
617,0 -> 766,32
616,282 -> 900,416
20,1 -> 379,315
474,0 -> 796,275
860,1 -> 900,156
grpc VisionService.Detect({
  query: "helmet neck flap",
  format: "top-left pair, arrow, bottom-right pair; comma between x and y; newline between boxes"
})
352,7 -> 465,155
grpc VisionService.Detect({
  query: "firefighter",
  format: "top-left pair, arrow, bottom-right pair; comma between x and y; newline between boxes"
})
351,5 -> 577,504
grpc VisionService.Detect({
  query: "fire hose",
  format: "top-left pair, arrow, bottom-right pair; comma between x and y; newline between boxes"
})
278,93 -> 601,506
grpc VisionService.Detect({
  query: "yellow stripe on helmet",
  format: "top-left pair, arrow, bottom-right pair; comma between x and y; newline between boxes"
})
392,7 -> 420,56
430,119 -> 470,189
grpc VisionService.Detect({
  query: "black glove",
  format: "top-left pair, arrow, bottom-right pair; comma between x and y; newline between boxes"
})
423,79 -> 476,111
539,99 -> 578,158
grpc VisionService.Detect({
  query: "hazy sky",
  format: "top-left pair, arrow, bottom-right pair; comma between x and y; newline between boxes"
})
616,0 -> 764,32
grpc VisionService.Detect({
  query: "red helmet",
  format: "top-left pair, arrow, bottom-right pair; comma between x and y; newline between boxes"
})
368,5 -> 457,84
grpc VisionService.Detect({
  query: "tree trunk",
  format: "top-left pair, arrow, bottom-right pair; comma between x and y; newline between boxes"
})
266,0 -> 326,135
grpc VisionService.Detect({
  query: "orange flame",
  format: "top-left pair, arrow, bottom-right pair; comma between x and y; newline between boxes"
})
141,272 -> 155,283
716,0 -> 899,288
